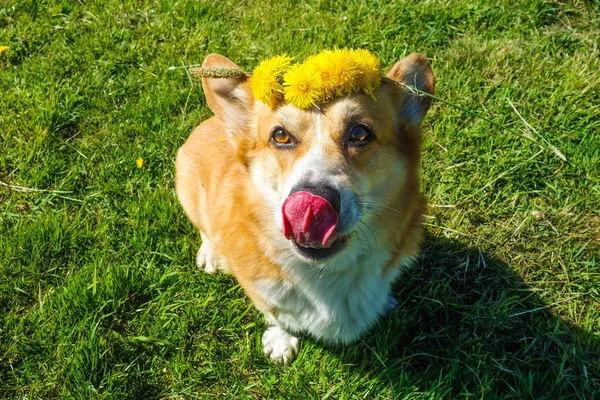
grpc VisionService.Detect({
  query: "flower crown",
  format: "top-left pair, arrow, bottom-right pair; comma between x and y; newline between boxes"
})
192,49 -> 383,110
249,49 -> 381,109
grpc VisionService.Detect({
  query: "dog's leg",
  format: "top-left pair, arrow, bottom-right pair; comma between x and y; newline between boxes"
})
261,316 -> 300,365
196,233 -> 230,274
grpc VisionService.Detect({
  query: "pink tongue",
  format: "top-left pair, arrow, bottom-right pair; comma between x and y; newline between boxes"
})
282,191 -> 338,248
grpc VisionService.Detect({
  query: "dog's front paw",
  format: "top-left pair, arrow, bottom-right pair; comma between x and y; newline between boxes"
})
196,241 -> 218,274
261,325 -> 299,365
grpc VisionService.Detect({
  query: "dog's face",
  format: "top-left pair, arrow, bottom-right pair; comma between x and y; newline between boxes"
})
248,94 -> 414,263
202,54 -> 434,265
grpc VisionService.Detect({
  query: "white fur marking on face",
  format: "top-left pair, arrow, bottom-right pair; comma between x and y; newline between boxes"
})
281,145 -> 330,201
314,107 -> 323,143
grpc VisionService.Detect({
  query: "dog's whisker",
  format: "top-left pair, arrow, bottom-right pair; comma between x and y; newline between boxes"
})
358,220 -> 378,251
350,229 -> 366,250
357,192 -> 392,199
358,221 -> 376,253
357,201 -> 404,217
353,226 -> 372,254
364,209 -> 386,225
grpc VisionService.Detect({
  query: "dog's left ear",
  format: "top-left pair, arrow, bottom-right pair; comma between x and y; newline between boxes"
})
385,53 -> 435,127
201,54 -> 254,135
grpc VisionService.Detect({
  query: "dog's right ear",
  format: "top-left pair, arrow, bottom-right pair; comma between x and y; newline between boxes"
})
201,54 -> 254,135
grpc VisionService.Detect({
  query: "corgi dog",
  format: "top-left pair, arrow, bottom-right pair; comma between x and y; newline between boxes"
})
176,52 -> 435,364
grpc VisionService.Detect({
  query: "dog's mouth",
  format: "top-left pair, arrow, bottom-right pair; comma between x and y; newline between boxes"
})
282,191 -> 346,261
291,235 -> 348,261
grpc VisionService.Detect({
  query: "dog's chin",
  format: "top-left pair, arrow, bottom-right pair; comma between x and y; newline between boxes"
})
291,235 -> 348,262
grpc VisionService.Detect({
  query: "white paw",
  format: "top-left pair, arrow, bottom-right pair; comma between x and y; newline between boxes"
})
196,241 -> 217,274
384,295 -> 399,314
261,326 -> 299,365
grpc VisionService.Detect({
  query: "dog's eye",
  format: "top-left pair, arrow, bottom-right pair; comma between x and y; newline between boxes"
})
271,128 -> 293,147
348,125 -> 373,144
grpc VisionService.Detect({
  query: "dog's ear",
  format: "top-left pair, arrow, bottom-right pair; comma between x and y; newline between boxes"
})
385,53 -> 435,127
201,54 -> 253,135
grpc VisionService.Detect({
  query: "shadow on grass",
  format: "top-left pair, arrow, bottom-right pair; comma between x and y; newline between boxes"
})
339,233 -> 600,398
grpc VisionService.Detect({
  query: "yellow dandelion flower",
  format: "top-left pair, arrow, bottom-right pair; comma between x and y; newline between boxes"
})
331,49 -> 360,96
136,157 -> 144,168
304,50 -> 349,102
283,64 -> 321,109
0,46 -> 8,55
298,54 -> 325,101
249,49 -> 383,109
350,49 -> 381,96
249,55 -> 293,108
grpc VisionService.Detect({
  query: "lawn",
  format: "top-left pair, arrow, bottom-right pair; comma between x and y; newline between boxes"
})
1,0 -> 599,398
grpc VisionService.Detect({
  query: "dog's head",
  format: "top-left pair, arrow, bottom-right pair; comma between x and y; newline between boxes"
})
201,53 -> 435,265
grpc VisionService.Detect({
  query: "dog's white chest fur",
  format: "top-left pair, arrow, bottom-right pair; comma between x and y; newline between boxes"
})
256,253 -> 409,344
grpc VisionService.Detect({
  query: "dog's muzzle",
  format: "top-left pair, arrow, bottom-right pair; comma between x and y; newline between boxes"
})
282,184 -> 340,249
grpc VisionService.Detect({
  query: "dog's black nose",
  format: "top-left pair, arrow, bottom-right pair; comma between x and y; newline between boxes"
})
289,183 -> 341,214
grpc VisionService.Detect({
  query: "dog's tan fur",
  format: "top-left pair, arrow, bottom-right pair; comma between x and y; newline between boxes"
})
176,53 -> 435,364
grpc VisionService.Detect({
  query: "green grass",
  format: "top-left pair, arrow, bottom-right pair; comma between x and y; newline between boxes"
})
1,0 -> 599,398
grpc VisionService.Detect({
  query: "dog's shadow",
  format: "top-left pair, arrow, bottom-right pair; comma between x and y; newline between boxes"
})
335,233 -> 599,398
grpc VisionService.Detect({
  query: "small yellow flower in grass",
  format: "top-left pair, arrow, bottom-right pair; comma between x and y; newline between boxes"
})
136,157 -> 144,168
283,64 -> 321,109
249,55 -> 294,108
0,46 -> 8,55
